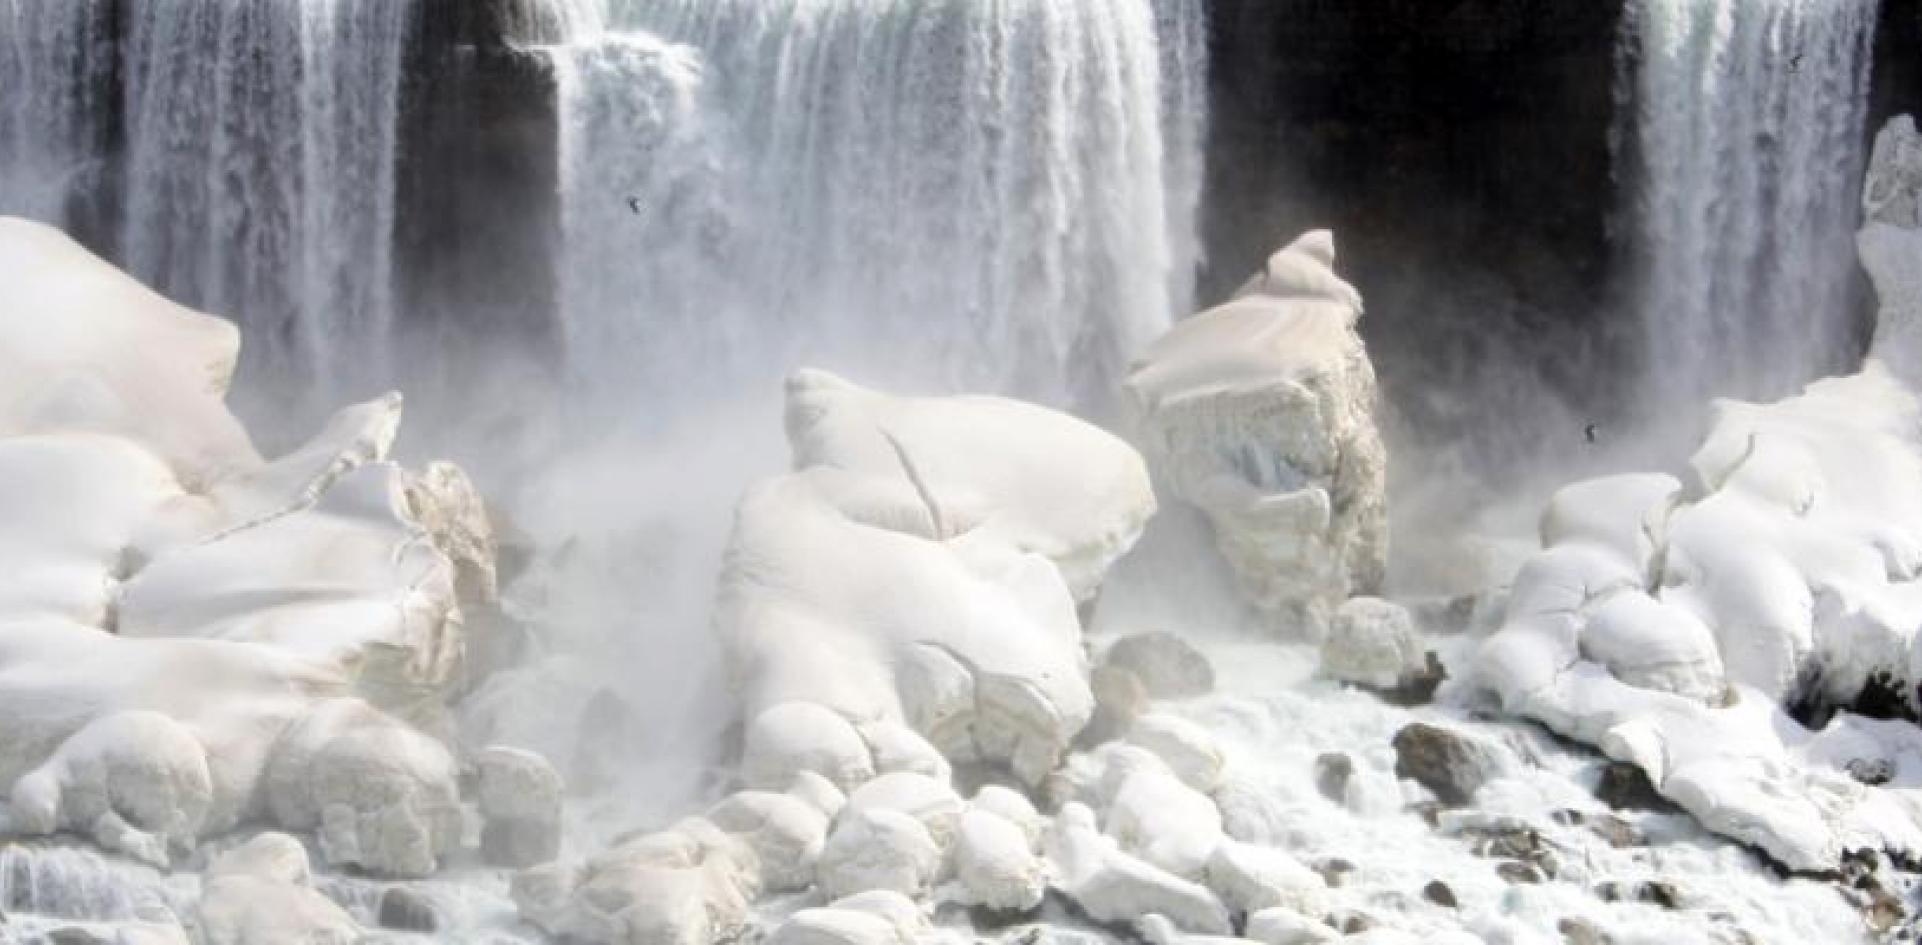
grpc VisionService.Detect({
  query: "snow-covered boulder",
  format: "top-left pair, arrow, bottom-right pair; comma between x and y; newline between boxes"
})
766,890 -> 931,945
816,806 -> 942,899
1126,231 -> 1387,638
719,370 -> 1155,786
516,817 -> 759,945
949,808 -> 1047,911
1126,713 -> 1228,793
191,833 -> 361,945
1203,841 -> 1326,917
707,790 -> 830,892
1045,803 -> 1232,935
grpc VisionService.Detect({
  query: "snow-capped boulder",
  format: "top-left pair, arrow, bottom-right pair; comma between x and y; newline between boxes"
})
7,710 -> 212,867
842,772 -> 966,851
1104,764 -> 1225,879
517,817 -> 759,945
192,833 -> 361,945
1319,598 -> 1429,692
263,698 -> 462,878
950,808 -> 1047,911
1126,231 -> 1386,638
1045,803 -> 1232,935
782,367 -> 1155,601
1203,842 -> 1327,917
1103,632 -> 1216,699
1245,907 -> 1339,945
1126,713 -> 1228,793
719,371 -> 1153,786
477,746 -> 565,868
816,806 -> 942,899
707,790 -> 830,892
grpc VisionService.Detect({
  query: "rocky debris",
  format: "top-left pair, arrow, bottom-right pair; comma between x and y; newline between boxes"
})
1103,633 -> 1216,700
1313,753 -> 1354,804
1391,723 -> 1502,806
376,886 -> 438,932
1845,757 -> 1895,786
1495,861 -> 1543,885
1592,762 -> 1674,813
1311,858 -> 1356,888
1125,231 -> 1387,639
476,746 -> 564,869
1558,916 -> 1612,945
1596,880 -> 1682,909
1421,880 -> 1457,907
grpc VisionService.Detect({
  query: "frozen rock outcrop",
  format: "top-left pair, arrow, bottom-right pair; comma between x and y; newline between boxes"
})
717,370 -> 1155,787
1319,597 -> 1430,693
1126,231 -> 1387,638
477,746 -> 565,868
1860,115 -> 1922,381
191,833 -> 361,945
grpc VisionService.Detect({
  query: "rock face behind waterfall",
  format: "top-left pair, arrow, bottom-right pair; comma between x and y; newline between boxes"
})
1474,116 -> 1922,873
1126,230 -> 1387,638
0,216 -> 500,884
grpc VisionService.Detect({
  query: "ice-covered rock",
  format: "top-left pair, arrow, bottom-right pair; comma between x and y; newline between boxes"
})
1203,841 -> 1326,917
719,371 -> 1154,786
949,808 -> 1047,911
191,833 -> 361,945
706,790 -> 830,892
1045,803 -> 1232,935
1126,713 -> 1228,793
517,817 -> 759,945
476,745 -> 565,868
842,772 -> 965,851
1104,763 -> 1224,879
766,890 -> 930,945
1126,231 -> 1386,638
1244,907 -> 1339,945
816,806 -> 942,900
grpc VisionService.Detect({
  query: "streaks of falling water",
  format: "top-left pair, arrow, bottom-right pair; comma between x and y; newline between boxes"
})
0,0 -> 114,227
560,0 -> 1206,413
0,842 -> 194,924
1621,0 -> 1879,406
120,0 -> 412,411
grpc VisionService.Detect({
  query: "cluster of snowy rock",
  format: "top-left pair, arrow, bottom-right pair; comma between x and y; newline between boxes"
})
0,218 -> 562,941
1476,115 -> 1922,873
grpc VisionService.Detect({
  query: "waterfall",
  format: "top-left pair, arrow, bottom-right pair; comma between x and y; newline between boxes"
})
0,0 -> 114,228
1621,0 -> 1879,406
120,0 -> 412,408
557,0 -> 1207,412
0,842 -> 193,924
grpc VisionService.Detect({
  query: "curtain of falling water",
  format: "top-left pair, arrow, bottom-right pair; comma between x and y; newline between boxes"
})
1622,0 -> 1879,406
555,0 -> 1207,413
120,0 -> 412,411
0,0 -> 115,227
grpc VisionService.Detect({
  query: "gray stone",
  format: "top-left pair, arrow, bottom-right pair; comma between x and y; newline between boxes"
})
378,885 -> 439,932
1392,723 -> 1500,806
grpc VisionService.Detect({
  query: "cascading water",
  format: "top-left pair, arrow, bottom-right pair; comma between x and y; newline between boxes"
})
1621,0 -> 1879,406
0,842 -> 194,926
120,0 -> 412,409
556,0 -> 1207,412
0,0 -> 114,228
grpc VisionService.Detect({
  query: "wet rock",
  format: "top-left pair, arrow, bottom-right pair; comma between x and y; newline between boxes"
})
1495,861 -> 1543,885
1596,880 -> 1681,909
1558,916 -> 1612,945
1314,752 -> 1354,804
1568,811 -> 1643,848
1846,757 -> 1895,786
1104,632 -> 1216,699
1593,762 -> 1674,813
1322,598 -> 1444,704
1312,858 -> 1357,888
378,886 -> 438,932
1330,909 -> 1376,933
1422,880 -> 1457,908
48,930 -> 115,945
1391,723 -> 1500,806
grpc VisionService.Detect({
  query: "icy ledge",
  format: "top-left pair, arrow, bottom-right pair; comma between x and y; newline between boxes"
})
0,217 -> 501,881
1475,115 -> 1922,873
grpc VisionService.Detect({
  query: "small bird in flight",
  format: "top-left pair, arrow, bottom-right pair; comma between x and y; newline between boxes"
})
626,196 -> 644,215
1583,422 -> 1599,445
1789,53 -> 1805,72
